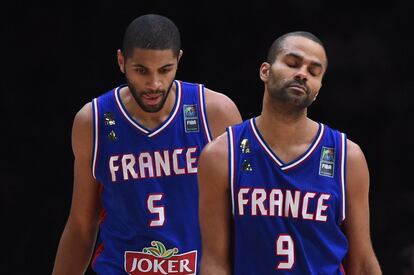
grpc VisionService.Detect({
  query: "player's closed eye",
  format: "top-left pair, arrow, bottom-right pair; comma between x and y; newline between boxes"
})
285,59 -> 299,68
309,66 -> 322,77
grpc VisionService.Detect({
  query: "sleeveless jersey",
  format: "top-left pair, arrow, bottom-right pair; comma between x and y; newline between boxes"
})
91,80 -> 212,275
227,118 -> 348,275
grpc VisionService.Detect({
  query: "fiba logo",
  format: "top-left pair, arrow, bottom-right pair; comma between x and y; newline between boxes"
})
319,147 -> 335,177
183,105 -> 199,133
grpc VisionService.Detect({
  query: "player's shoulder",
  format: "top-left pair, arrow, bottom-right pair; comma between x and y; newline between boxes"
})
204,87 -> 236,110
200,86 -> 242,138
228,117 -> 249,129
318,121 -> 368,170
71,101 -> 95,157
76,86 -> 119,121
204,87 -> 241,122
74,101 -> 93,123
178,80 -> 201,89
317,121 -> 346,136
198,131 -> 229,179
71,101 -> 95,141
346,138 -> 366,163
319,122 -> 363,157
177,80 -> 230,105
200,131 -> 229,159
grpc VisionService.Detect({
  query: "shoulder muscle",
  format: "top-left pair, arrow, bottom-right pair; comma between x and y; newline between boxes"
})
204,88 -> 242,139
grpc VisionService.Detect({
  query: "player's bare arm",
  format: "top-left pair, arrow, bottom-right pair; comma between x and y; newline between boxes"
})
52,103 -> 102,275
198,134 -> 232,275
342,139 -> 382,275
204,88 -> 242,139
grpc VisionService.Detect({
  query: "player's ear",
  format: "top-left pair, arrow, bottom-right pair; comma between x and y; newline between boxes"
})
177,50 -> 183,62
260,62 -> 271,82
313,91 -> 319,101
117,49 -> 126,74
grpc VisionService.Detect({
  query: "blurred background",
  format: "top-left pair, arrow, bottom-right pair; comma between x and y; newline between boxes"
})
2,1 -> 413,274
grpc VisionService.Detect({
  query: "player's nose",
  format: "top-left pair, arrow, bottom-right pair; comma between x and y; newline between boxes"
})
294,66 -> 308,81
146,74 -> 163,90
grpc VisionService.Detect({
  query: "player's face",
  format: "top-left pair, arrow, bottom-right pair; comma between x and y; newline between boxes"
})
263,36 -> 327,108
119,48 -> 181,113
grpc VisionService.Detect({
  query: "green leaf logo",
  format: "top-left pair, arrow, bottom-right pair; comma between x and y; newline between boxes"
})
142,241 -> 179,259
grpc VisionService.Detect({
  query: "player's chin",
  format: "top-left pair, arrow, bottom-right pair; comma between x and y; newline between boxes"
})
292,97 -> 313,108
142,102 -> 165,113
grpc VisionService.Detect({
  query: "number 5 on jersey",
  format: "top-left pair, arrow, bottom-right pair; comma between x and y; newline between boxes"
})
147,194 -> 165,227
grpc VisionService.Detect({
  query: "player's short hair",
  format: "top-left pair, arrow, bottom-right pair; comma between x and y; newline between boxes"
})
122,14 -> 181,58
266,31 -> 325,65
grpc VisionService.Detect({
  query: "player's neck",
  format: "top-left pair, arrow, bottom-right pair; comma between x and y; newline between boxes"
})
256,93 -> 319,146
261,93 -> 308,125
120,85 -> 176,130
256,110 -> 312,141
255,113 -> 319,163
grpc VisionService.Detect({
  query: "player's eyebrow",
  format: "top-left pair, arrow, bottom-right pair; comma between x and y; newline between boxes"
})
131,63 -> 175,69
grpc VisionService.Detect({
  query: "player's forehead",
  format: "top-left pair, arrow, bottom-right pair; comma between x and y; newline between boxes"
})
126,48 -> 177,68
278,36 -> 327,68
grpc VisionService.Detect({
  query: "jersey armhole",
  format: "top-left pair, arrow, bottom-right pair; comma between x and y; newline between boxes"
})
91,98 -> 99,180
340,132 -> 347,222
198,84 -> 213,143
227,126 -> 236,216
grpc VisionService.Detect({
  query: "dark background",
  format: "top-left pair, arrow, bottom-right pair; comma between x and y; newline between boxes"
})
3,1 -> 413,274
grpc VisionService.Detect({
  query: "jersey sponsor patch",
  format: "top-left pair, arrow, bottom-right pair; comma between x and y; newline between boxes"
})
124,241 -> 197,275
183,105 -> 199,132
319,147 -> 335,177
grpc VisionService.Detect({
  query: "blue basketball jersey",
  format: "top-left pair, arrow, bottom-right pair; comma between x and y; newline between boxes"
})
91,80 -> 212,275
227,118 -> 348,275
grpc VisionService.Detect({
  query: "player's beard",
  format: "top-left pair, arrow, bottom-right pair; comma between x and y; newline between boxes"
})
126,78 -> 174,113
268,74 -> 314,109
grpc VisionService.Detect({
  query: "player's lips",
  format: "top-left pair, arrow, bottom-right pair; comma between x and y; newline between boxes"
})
287,84 -> 308,94
142,93 -> 163,105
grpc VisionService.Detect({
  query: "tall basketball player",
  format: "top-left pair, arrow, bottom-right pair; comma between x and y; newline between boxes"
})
52,14 -> 242,275
198,31 -> 382,274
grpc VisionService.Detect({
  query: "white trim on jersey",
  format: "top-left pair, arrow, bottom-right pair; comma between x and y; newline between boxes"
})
113,80 -> 182,137
92,98 -> 99,180
282,124 -> 324,171
250,118 -> 283,166
114,86 -> 149,134
198,84 -> 212,142
228,126 -> 236,216
340,133 -> 347,221
148,80 -> 182,137
250,118 -> 325,171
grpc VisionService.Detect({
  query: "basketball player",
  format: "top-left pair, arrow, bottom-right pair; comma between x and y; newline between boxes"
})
52,14 -> 242,275
198,32 -> 382,274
